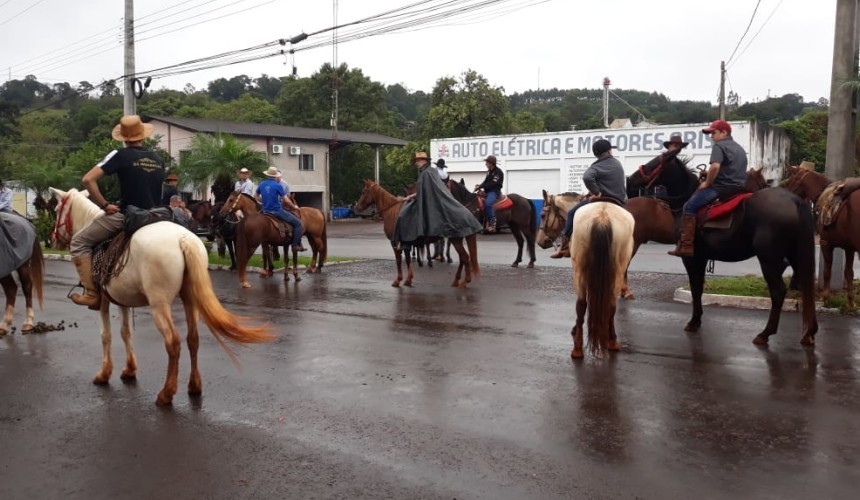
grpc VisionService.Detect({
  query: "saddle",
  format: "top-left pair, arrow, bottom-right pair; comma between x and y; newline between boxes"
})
92,232 -> 130,287
476,193 -> 513,212
589,196 -> 624,207
695,192 -> 753,229
262,214 -> 295,243
817,181 -> 848,229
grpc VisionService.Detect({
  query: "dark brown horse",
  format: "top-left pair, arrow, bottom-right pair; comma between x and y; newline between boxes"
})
354,180 -> 478,288
783,166 -> 860,307
446,178 -> 537,268
402,183 -> 447,267
0,216 -> 44,335
187,200 -> 214,240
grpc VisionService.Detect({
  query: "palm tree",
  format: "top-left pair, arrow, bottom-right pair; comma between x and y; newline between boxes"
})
180,132 -> 268,202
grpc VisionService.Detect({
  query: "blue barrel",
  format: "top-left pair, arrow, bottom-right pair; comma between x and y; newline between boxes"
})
530,199 -> 543,229
330,207 -> 350,220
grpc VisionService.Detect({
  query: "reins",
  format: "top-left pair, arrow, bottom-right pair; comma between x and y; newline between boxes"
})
51,194 -> 74,247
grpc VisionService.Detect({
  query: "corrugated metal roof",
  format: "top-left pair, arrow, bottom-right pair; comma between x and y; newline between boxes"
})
146,116 -> 408,148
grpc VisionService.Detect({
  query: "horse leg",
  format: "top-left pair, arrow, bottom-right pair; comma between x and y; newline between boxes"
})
392,247 -> 403,287
292,246 -> 301,282
227,238 -> 237,271
426,242 -> 434,268
260,244 -> 271,278
306,239 -> 317,273
180,290 -> 202,396
404,245 -> 415,287
571,298 -> 586,359
620,241 -> 642,300
510,225 -> 524,268
450,238 -> 470,288
844,250 -> 855,308
18,266 -> 34,332
526,229 -> 537,269
607,302 -> 621,351
118,307 -> 138,381
753,258 -> 789,345
682,257 -> 707,332
0,276 -> 16,336
818,243 -> 834,300
93,302 -> 113,385
151,303 -> 182,406
446,239 -> 453,263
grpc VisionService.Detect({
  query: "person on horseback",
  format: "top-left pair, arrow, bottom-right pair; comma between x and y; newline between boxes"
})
235,167 -> 255,196
394,152 -> 482,249
256,166 -> 306,252
640,132 -> 689,188
668,119 -> 747,257
275,169 -> 300,211
0,179 -> 13,214
435,158 -> 449,181
160,172 -> 180,205
474,155 -> 504,233
550,139 -> 627,258
70,115 -> 165,309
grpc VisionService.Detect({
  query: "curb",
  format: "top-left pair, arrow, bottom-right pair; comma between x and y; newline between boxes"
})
673,287 -> 838,313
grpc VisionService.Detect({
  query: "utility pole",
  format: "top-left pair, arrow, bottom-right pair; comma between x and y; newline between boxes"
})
822,0 -> 860,289
123,0 -> 136,115
718,61 -> 726,120
602,77 -> 610,128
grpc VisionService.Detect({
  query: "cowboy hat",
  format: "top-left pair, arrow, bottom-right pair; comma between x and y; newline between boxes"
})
413,151 -> 429,161
663,132 -> 690,149
484,155 -> 498,166
165,172 -> 179,181
435,158 -> 447,168
263,166 -> 280,177
111,115 -> 154,142
798,160 -> 816,171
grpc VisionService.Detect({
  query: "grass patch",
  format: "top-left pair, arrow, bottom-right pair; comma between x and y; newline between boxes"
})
695,274 -> 860,314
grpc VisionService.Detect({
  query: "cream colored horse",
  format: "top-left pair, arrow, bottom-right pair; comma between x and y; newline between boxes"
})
569,201 -> 634,359
50,188 -> 274,406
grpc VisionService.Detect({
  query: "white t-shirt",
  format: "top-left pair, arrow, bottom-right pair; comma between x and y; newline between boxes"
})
235,179 -> 255,196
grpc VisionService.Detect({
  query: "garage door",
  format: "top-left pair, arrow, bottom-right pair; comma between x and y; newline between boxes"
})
507,169 -> 559,198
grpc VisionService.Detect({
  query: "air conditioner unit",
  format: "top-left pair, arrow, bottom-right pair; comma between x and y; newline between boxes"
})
288,146 -> 302,156
271,144 -> 284,154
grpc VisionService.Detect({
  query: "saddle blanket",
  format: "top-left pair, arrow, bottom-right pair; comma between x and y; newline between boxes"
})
697,192 -> 753,223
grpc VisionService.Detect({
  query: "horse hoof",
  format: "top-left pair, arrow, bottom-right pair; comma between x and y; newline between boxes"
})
120,371 -> 137,382
684,322 -> 700,332
571,348 -> 584,359
188,383 -> 202,396
21,324 -> 34,333
295,276 -> 302,282
259,273 -> 268,278
752,334 -> 769,346
511,262 -> 519,268
800,335 -> 815,346
391,282 -> 400,288
93,374 -> 110,385
608,340 -> 621,351
526,263 -> 535,269
155,393 -> 173,407
241,281 -> 252,289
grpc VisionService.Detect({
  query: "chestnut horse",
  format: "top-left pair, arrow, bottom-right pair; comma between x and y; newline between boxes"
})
783,166 -> 860,306
0,214 -> 44,335
354,180 -> 478,288
446,178 -> 537,268
49,188 -> 274,406
569,201 -> 635,359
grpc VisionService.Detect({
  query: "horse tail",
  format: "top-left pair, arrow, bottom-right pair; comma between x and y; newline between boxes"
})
792,197 -> 818,336
527,198 -> 537,234
467,233 -> 479,275
319,212 -> 328,263
180,236 -> 275,361
30,239 -> 44,308
586,217 -> 615,357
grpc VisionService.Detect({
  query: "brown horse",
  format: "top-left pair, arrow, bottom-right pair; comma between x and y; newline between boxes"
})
446,178 -> 537,268
187,200 -> 214,240
0,215 -> 44,336
354,180 -> 478,288
783,166 -> 860,306
221,192 -> 328,283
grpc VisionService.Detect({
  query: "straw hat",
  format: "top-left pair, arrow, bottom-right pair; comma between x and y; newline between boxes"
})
413,151 -> 429,161
263,166 -> 280,177
111,115 -> 154,142
798,160 -> 816,171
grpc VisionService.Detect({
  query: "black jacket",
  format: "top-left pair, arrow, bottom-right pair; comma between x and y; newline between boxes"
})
478,167 -> 504,194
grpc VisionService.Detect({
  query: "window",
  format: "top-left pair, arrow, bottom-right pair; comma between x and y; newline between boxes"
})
299,154 -> 315,171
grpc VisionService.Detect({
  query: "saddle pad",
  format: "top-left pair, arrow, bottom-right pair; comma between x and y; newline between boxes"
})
263,213 -> 293,243
494,196 -> 513,211
93,231 -> 131,287
818,182 -> 846,228
697,192 -> 753,223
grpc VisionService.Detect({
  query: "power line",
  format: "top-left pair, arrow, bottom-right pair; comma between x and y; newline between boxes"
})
725,0 -> 762,66
727,0 -> 785,70
0,0 -> 46,27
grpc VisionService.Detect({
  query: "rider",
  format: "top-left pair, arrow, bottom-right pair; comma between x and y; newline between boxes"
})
394,152 -> 482,248
70,115 -> 165,309
235,167 -> 255,196
161,172 -> 180,205
434,158 -> 449,181
275,169 -> 300,211
475,155 -> 504,233
0,179 -> 13,213
256,166 -> 306,252
639,132 -> 689,193
668,119 -> 747,257
550,139 -> 627,259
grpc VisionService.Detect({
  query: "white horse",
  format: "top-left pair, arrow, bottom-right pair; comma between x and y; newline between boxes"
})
569,201 -> 635,359
50,188 -> 275,406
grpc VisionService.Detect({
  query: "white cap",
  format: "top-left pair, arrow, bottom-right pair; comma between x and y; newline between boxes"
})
239,168 -> 249,173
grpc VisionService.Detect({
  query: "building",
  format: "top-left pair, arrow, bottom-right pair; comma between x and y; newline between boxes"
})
147,116 -> 407,216
430,121 -> 790,198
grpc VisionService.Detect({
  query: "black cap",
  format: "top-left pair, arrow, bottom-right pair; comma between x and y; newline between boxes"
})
592,139 -> 615,156
435,158 -> 446,168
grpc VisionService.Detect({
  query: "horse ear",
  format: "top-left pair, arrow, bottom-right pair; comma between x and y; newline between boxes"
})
459,178 -> 465,185
542,189 -> 549,202
49,187 -> 66,198
80,190 -> 90,198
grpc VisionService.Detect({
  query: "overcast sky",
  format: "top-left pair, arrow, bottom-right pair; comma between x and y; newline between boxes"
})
0,0 -> 839,106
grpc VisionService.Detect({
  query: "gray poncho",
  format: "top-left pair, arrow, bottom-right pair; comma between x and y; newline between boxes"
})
0,213 -> 36,277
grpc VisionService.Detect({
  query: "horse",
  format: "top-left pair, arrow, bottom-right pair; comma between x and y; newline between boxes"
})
782,165 -> 860,307
446,178 -> 537,268
220,192 -> 328,286
211,202 -> 238,271
403,182 -> 445,267
354,179 -> 478,288
187,199 -> 214,241
48,188 -> 274,406
0,214 -> 44,336
568,201 -> 635,359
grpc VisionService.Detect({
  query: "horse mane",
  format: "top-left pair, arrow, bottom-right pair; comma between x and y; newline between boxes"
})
556,192 -> 581,199
239,192 -> 256,202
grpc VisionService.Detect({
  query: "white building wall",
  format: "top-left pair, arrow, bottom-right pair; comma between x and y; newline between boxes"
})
431,121 -> 790,197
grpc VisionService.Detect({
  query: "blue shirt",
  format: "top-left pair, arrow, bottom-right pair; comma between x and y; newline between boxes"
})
256,178 -> 286,212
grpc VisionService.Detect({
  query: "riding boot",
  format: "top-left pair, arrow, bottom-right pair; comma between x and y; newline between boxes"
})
485,217 -> 497,234
292,243 -> 307,252
550,235 -> 570,259
668,214 -> 697,257
70,256 -> 102,310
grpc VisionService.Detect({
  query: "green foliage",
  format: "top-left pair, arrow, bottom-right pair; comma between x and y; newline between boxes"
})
426,70 -> 513,137
777,110 -> 828,171
32,211 -> 55,247
180,133 -> 268,202
204,94 -> 278,123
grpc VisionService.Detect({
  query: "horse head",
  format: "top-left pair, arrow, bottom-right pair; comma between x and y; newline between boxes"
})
536,189 -> 569,249
48,187 -> 100,250
354,179 -> 378,212
744,167 -> 768,192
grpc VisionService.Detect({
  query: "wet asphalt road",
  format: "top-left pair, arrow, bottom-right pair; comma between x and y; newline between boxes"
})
2,222 -> 859,500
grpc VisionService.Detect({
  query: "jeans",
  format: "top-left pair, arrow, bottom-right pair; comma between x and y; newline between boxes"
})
70,212 -> 124,258
264,209 -> 303,246
683,187 -> 719,214
562,198 -> 590,238
485,191 -> 499,219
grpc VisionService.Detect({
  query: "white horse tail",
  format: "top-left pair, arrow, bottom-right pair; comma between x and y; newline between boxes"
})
586,218 -> 615,357
179,236 -> 275,358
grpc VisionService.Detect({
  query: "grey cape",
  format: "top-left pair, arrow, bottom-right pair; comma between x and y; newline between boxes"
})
0,212 -> 36,277
394,165 -> 483,242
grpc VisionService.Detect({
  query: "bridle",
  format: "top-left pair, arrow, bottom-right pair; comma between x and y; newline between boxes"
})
446,178 -> 481,216
539,194 -> 565,241
51,194 -> 74,248
359,185 -> 401,215
783,168 -> 811,200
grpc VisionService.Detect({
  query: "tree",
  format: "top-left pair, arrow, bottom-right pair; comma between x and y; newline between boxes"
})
777,110 -> 828,170
425,70 -> 514,138
208,75 -> 251,102
204,94 -> 277,123
180,132 -> 267,202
